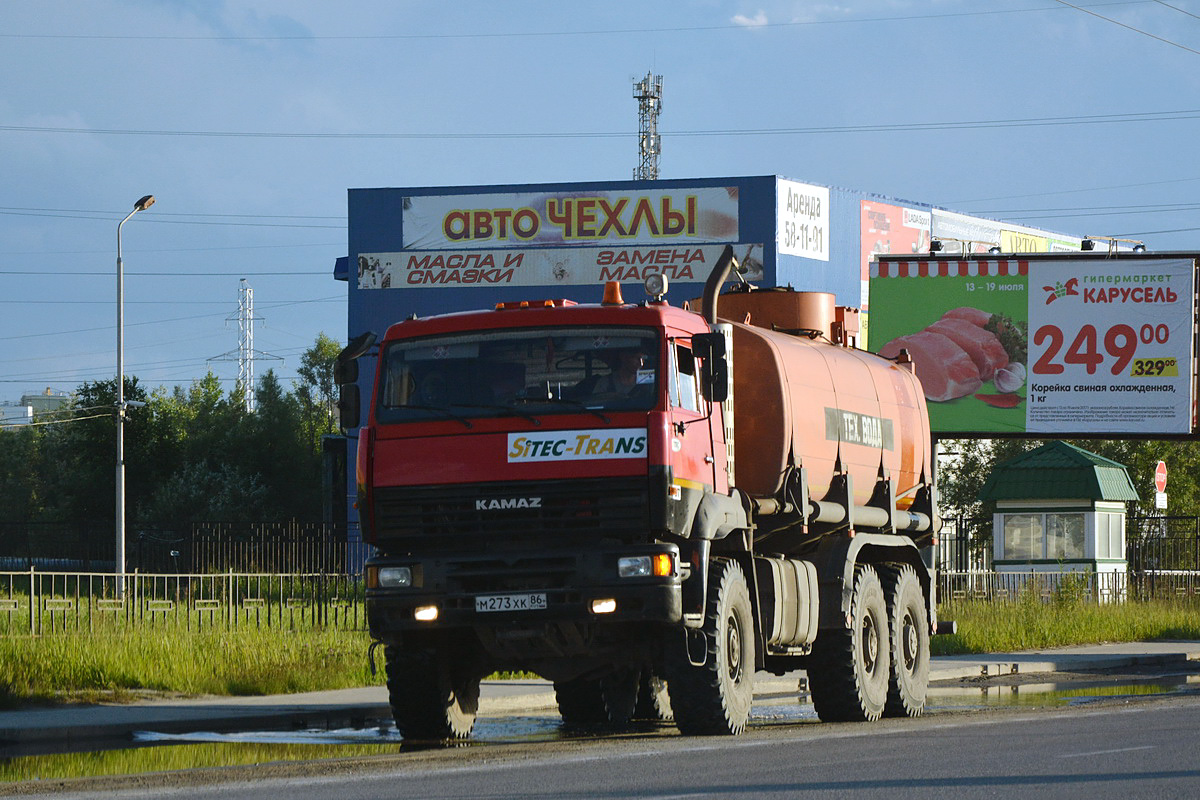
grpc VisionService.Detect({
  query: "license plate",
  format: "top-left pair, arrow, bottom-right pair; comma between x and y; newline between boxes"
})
475,593 -> 547,613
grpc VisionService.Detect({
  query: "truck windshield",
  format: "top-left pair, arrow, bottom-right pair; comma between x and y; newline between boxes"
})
376,327 -> 660,424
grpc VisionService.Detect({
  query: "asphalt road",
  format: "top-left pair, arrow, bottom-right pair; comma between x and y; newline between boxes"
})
11,694 -> 1200,799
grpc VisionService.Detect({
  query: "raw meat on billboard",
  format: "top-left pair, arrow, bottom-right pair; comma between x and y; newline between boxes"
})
878,307 -> 1026,403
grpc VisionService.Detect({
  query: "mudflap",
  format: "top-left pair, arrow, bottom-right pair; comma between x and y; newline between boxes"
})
685,626 -> 708,667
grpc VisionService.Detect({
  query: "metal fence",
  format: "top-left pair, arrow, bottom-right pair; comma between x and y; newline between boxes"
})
5,564 -> 1199,638
0,569 -> 366,637
937,517 -> 994,572
939,569 -> 1200,611
5,515 -> 1198,578
0,521 -> 372,575
1128,516 -> 1200,573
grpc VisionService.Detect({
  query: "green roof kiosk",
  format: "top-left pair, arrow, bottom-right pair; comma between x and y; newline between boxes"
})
980,441 -> 1139,601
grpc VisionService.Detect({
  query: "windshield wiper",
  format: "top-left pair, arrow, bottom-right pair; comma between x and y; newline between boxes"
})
534,396 -> 611,424
448,403 -> 542,426
398,404 -> 473,428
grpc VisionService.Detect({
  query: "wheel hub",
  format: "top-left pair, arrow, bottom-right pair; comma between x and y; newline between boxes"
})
726,613 -> 743,682
862,615 -> 878,671
903,614 -> 918,671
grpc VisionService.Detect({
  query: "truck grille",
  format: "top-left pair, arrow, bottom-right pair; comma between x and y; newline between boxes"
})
372,477 -> 650,556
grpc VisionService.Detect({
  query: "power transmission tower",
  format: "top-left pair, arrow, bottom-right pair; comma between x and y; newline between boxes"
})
208,278 -> 281,412
633,72 -> 663,180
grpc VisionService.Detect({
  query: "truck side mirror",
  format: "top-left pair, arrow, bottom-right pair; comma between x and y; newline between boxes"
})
693,332 -> 729,403
338,384 -> 361,429
339,330 -> 377,363
334,331 -> 375,430
333,358 -> 358,385
702,358 -> 729,403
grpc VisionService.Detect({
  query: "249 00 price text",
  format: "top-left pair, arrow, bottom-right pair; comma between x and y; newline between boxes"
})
1033,323 -> 1170,376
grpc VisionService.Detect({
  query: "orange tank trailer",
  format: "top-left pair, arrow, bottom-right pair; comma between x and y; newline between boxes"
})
695,285 -> 933,518
724,320 -> 932,511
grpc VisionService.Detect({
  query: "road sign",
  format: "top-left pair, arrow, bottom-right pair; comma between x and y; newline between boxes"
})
1155,460 -> 1168,493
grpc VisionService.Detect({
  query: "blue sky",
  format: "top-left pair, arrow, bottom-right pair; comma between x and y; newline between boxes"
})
2,0 -> 1198,403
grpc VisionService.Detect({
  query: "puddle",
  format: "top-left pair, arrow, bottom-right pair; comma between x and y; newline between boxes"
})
0,715 -> 623,782
927,672 -> 1200,711
2,675 -> 1193,782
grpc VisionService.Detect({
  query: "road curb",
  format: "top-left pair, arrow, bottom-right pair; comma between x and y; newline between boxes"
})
928,651 -> 1197,682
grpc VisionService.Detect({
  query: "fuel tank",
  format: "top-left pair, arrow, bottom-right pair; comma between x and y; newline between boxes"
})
718,296 -> 932,510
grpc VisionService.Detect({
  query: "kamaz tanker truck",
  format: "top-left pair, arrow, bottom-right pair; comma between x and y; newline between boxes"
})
338,246 -> 941,740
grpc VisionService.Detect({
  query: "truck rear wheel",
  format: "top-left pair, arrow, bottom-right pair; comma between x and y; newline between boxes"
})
882,565 -> 929,718
667,559 -> 754,736
385,645 -> 479,741
554,668 -> 640,728
633,672 -> 673,722
554,677 -> 606,728
808,564 -> 890,722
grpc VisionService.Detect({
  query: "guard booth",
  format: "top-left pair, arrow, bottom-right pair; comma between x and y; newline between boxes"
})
980,441 -> 1139,601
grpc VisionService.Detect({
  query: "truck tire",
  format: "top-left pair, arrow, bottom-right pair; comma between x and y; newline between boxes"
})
554,677 -> 606,728
667,559 -> 754,736
555,668 -> 640,728
882,565 -> 929,718
807,564 -> 890,722
385,645 -> 479,741
633,672 -> 673,722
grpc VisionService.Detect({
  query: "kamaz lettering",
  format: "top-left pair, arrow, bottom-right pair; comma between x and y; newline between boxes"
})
476,497 -> 543,510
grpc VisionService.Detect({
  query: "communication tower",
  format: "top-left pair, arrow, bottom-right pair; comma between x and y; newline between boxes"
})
208,278 -> 281,412
633,72 -> 663,180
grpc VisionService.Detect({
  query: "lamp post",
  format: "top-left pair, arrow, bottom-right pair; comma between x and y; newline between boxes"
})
116,194 -> 155,597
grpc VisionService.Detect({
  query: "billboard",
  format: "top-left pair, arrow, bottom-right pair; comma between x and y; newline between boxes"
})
356,185 -> 762,291
400,186 -> 741,250
358,243 -> 765,289
869,254 -> 1198,436
777,179 -> 830,261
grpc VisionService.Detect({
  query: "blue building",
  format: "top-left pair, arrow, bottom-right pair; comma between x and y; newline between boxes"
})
333,175 -> 1084,539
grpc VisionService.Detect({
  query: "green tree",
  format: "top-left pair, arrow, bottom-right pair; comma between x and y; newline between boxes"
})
937,436 -> 1200,533
139,462 -> 269,522
0,424 -> 44,522
295,332 -> 342,453
35,378 -> 152,523
136,372 -> 250,523
240,369 -> 319,519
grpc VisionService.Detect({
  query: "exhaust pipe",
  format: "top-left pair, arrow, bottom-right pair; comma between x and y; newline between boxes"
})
701,245 -> 739,326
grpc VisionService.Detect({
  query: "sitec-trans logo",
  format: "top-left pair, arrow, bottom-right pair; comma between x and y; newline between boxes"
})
1043,277 -> 1079,304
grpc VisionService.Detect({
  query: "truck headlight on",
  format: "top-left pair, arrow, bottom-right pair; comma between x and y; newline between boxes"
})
618,554 -> 674,578
377,566 -> 413,587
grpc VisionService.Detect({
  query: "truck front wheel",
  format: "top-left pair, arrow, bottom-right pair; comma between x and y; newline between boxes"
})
668,559 -> 754,735
882,565 -> 929,718
385,645 -> 480,741
808,564 -> 890,722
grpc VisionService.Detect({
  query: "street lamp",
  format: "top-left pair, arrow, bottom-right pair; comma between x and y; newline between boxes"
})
116,194 -> 154,597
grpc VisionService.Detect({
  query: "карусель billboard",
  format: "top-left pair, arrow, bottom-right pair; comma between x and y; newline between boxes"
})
868,255 -> 1197,436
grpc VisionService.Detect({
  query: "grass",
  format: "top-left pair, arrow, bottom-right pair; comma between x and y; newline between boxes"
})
932,595 -> 1200,655
0,741 -> 402,784
0,628 -> 381,707
1,596 -> 1198,707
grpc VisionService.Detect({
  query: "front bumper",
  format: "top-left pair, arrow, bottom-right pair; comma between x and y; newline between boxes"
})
365,543 -> 683,636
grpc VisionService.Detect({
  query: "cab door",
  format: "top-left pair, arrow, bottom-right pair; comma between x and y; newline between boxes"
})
667,339 -> 719,491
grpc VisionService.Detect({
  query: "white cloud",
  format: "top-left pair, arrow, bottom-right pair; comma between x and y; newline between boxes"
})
731,10 -> 769,27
